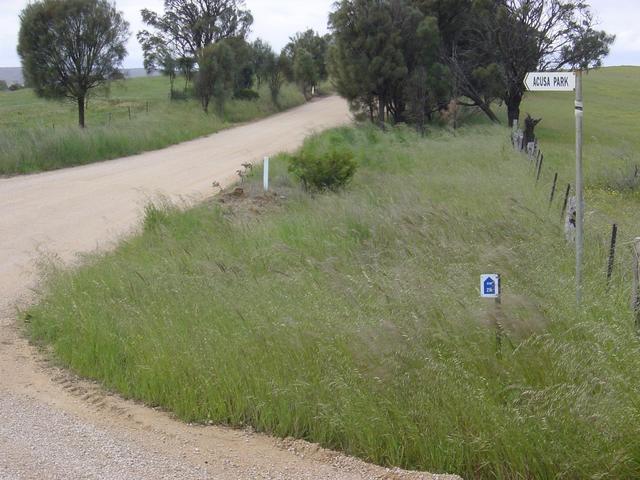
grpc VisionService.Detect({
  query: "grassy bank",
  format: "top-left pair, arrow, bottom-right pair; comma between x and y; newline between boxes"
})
27,67 -> 640,478
0,76 -> 304,175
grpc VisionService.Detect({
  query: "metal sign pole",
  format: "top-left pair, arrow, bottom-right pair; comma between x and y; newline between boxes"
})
575,70 -> 584,304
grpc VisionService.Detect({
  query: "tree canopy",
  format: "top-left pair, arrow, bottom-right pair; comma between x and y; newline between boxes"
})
329,0 -> 614,128
195,40 -> 236,114
138,0 -> 253,98
139,0 -> 253,58
17,0 -> 129,128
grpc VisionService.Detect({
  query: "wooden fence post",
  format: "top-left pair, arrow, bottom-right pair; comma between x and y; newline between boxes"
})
561,183 -> 571,220
633,238 -> 640,330
128,106 -> 131,120
606,224 -> 618,286
536,154 -> 544,183
549,173 -> 558,207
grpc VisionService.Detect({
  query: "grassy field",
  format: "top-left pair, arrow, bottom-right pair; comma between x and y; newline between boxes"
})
0,76 -> 305,175
26,67 -> 640,478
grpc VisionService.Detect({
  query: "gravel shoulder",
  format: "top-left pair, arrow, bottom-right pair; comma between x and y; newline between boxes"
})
0,97 -> 460,480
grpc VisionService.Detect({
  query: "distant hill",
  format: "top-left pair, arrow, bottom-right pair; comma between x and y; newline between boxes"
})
0,67 -> 159,85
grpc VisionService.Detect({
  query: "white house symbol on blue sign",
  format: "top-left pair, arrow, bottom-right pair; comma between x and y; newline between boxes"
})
483,277 -> 496,296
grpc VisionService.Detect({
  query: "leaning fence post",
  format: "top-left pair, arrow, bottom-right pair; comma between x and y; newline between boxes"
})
536,154 -> 544,183
549,173 -> 558,207
633,238 -> 640,330
606,224 -> 618,287
561,183 -> 571,220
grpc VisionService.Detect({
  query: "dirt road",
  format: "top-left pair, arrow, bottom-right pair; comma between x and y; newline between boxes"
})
0,97 -> 457,480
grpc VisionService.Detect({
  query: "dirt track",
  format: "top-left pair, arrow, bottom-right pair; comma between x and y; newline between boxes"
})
0,97 -> 458,480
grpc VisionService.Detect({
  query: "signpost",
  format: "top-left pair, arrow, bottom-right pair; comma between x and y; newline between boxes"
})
481,274 -> 502,354
524,70 -> 583,304
480,274 -> 500,299
524,72 -> 576,92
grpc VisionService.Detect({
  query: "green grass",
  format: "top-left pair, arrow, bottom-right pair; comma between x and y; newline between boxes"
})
520,66 -> 640,260
26,67 -> 640,479
0,76 -> 305,175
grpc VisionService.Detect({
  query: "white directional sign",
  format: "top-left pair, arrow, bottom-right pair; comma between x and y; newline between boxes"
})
524,72 -> 575,92
480,274 -> 500,298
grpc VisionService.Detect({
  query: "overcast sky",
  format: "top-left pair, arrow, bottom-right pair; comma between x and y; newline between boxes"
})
1,0 -> 638,68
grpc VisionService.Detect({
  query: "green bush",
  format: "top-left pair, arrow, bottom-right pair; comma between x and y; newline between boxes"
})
288,146 -> 356,191
0,80 -> 8,91
233,89 -> 260,101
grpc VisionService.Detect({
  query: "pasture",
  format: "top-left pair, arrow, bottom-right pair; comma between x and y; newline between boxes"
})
0,75 -> 304,175
26,67 -> 640,478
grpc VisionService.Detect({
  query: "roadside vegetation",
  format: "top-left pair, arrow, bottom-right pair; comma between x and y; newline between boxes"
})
27,67 -> 640,479
5,0 -> 331,176
0,77 -> 304,175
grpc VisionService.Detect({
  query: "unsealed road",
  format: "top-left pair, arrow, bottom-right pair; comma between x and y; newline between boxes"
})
0,97 -> 457,480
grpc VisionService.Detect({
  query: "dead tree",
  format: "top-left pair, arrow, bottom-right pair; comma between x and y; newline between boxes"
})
522,114 -> 542,150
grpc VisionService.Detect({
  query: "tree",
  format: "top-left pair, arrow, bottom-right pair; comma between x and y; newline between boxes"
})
225,37 -> 255,93
137,31 -> 178,97
251,39 -> 274,88
284,30 -> 330,84
294,49 -> 318,100
330,0 -> 448,127
417,0 -> 504,123
266,52 -> 289,108
471,0 -> 614,125
17,0 -> 129,128
195,41 -> 236,114
139,0 -> 253,60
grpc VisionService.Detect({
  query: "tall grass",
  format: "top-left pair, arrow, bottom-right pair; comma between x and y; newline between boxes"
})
27,122 -> 640,478
0,78 -> 304,175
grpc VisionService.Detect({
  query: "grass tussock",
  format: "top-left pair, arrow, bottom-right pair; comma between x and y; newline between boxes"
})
0,77 -> 304,175
26,119 -> 640,478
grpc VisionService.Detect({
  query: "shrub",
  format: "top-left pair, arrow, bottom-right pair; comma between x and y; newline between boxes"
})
8,83 -> 23,91
0,80 -> 8,91
233,89 -> 260,101
288,147 -> 356,191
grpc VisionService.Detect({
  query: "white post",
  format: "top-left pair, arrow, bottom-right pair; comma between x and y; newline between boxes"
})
263,156 -> 269,191
575,70 -> 584,304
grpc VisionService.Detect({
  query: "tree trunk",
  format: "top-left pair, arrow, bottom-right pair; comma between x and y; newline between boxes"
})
378,95 -> 385,129
507,92 -> 523,128
477,99 -> 500,123
77,95 -> 85,128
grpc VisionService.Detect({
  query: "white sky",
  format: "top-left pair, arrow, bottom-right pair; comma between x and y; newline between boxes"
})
0,0 -> 638,68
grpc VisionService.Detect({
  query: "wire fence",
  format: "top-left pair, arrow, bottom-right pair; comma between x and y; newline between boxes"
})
510,128 -> 639,326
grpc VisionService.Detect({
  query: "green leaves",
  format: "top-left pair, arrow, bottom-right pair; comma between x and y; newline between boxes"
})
17,0 -> 130,127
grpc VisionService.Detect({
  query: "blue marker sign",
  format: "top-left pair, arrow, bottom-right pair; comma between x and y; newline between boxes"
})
480,274 -> 500,298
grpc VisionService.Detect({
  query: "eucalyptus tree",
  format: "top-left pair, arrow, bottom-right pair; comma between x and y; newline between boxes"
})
195,40 -> 236,114
17,0 -> 129,128
329,0 -> 448,126
138,0 -> 253,93
493,0 -> 614,126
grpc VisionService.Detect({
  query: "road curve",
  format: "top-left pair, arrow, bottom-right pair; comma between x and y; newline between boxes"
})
0,96 -> 458,480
